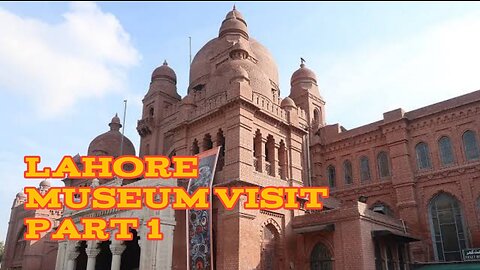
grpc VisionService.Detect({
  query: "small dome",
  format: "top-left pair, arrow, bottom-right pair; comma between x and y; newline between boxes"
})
88,114 -> 136,157
219,6 -> 249,38
291,62 -> 317,86
281,97 -> 297,108
231,64 -> 249,81
16,192 -> 26,199
225,5 -> 245,23
182,94 -> 195,105
39,179 -> 51,188
152,60 -> 177,84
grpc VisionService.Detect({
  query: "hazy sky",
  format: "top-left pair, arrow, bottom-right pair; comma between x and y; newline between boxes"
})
1,1 -> 480,241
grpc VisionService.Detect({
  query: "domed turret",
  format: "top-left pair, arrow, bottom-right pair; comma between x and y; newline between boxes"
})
291,62 -> 317,86
189,7 -> 279,102
148,60 -> 180,100
88,114 -> 136,157
39,179 -> 51,188
16,192 -> 26,200
281,97 -> 297,109
219,5 -> 249,39
152,60 -> 177,84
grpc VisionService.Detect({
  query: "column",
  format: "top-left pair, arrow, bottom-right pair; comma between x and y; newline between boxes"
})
272,141 -> 279,178
55,241 -> 68,270
85,241 -> 100,270
137,221 -> 148,269
66,247 -> 79,270
110,241 -> 126,270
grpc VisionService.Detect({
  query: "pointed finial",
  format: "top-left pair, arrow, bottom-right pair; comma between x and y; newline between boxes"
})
233,4 -> 236,10
163,59 -> 168,66
109,113 -> 121,131
300,57 -> 306,68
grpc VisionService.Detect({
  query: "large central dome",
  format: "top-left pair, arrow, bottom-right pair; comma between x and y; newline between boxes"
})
188,7 -> 279,100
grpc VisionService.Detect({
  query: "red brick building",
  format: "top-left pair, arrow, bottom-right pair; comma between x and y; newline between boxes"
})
136,7 -> 480,270
2,6 -> 480,270
2,181 -> 61,270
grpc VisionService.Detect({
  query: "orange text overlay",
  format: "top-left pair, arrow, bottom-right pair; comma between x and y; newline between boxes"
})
24,155 -> 198,179
24,217 -> 164,241
23,186 -> 329,241
24,186 -> 329,211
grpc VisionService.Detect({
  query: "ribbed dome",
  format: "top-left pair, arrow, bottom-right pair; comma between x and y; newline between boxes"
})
189,7 -> 279,101
88,114 -> 136,157
291,63 -> 317,86
281,97 -> 297,108
152,60 -> 177,84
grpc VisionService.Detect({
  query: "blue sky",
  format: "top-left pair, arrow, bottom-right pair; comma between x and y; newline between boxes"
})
1,2 -> 480,241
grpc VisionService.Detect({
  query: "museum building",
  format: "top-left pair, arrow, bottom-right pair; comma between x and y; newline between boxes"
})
2,6 -> 480,270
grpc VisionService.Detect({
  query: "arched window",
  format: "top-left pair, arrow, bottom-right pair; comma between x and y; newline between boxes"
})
203,134 -> 213,151
429,193 -> 468,261
343,160 -> 353,184
192,139 -> 200,155
327,166 -> 336,188
463,130 -> 480,161
360,156 -> 371,182
438,136 -> 454,166
415,142 -> 432,169
253,130 -> 262,172
265,135 -> 275,176
310,243 -> 333,270
377,151 -> 391,178
313,108 -> 320,123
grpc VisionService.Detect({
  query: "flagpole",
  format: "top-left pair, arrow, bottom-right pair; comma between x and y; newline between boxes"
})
120,99 -> 127,156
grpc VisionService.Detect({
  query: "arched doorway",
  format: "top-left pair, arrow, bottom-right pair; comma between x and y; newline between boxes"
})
428,193 -> 468,261
120,229 -> 141,270
95,241 -> 112,270
310,242 -> 333,270
75,241 -> 87,270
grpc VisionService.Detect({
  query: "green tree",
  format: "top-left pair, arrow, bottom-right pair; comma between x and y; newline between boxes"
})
0,241 -> 4,263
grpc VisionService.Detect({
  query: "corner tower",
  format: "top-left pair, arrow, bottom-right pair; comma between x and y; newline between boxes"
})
289,61 -> 326,133
137,7 -> 310,269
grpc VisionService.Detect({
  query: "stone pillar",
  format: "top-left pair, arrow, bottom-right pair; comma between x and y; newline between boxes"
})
271,141 -> 279,178
55,241 -> 68,270
66,249 -> 79,270
110,241 -> 126,270
137,221 -> 148,269
85,241 -> 100,270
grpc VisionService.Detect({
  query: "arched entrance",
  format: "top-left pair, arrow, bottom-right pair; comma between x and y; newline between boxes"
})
310,242 -> 333,270
95,241 -> 112,270
120,229 -> 141,270
75,241 -> 87,270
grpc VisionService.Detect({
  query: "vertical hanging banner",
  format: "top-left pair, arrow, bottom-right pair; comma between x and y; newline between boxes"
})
187,147 -> 220,270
